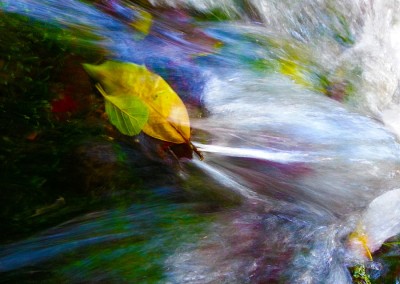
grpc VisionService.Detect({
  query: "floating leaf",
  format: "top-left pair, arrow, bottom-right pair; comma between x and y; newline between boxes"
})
96,84 -> 149,136
83,61 -> 191,144
129,8 -> 153,35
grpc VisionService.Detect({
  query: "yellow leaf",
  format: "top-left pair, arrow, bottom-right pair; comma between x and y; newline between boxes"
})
348,229 -> 373,261
129,8 -> 153,35
83,61 -> 191,144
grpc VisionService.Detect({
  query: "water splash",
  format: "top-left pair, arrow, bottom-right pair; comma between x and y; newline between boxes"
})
1,0 -> 400,282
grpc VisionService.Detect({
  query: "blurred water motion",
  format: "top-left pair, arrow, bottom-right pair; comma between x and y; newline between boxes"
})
1,0 -> 400,283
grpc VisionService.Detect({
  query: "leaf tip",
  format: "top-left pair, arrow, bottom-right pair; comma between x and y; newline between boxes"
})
82,63 -> 102,81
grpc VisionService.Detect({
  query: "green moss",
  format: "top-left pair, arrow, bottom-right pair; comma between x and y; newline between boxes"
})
0,12 -> 106,242
351,265 -> 372,284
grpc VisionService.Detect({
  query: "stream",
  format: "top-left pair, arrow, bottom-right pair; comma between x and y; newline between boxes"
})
1,0 -> 400,283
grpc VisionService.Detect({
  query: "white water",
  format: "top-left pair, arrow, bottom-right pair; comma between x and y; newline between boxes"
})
163,1 -> 400,281
153,0 -> 400,138
172,69 -> 400,283
1,0 -> 400,282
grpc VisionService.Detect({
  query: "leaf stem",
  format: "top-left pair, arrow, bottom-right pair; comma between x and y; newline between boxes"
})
190,141 -> 204,160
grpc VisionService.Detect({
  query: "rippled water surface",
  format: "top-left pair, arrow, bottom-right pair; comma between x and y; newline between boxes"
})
1,0 -> 400,283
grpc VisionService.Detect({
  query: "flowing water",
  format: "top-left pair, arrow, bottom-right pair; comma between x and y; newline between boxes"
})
1,0 -> 400,283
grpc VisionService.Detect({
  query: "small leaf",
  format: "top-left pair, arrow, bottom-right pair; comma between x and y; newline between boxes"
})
96,84 -> 149,136
129,8 -> 153,35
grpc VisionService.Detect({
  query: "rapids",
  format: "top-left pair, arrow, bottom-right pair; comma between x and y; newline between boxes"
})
1,0 -> 400,282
